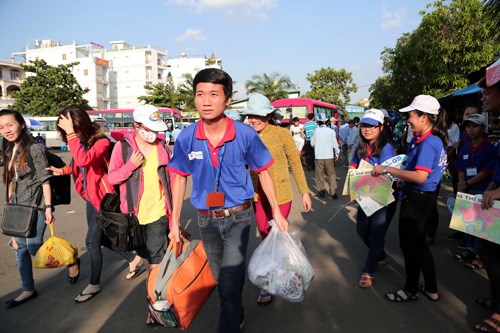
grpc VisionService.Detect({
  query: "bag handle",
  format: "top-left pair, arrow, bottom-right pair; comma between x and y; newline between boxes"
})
120,141 -> 134,214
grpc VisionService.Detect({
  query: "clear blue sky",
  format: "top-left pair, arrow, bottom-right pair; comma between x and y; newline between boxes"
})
0,0 -> 431,103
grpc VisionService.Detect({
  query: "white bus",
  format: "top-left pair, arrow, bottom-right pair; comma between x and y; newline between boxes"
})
31,117 -> 65,148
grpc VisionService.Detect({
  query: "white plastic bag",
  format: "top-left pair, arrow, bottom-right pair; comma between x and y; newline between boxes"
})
248,221 -> 314,302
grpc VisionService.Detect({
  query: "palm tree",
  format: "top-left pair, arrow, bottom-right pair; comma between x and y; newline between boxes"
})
484,0 -> 499,39
245,72 -> 296,101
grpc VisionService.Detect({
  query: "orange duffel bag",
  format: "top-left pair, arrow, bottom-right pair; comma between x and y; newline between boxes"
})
147,240 -> 216,329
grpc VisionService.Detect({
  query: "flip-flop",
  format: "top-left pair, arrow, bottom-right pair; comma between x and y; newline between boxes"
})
75,289 -> 101,303
418,286 -> 440,301
126,264 -> 146,280
385,289 -> 417,302
257,292 -> 272,306
465,259 -> 485,271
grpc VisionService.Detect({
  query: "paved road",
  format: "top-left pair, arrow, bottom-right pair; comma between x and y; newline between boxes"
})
0,151 -> 490,332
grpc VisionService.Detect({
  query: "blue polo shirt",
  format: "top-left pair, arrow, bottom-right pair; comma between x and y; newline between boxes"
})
456,137 -> 496,192
167,117 -> 273,210
493,142 -> 500,184
303,120 -> 318,141
404,132 -> 447,192
350,143 -> 396,168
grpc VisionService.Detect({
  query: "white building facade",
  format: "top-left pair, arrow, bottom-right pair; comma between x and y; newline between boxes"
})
0,58 -> 24,109
11,40 -> 223,110
12,40 -> 110,109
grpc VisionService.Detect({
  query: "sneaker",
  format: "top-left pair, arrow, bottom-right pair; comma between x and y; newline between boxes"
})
445,231 -> 464,241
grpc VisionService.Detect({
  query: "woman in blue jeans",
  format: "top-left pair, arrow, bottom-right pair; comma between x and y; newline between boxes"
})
49,106 -> 143,303
349,109 -> 396,288
0,109 -> 55,308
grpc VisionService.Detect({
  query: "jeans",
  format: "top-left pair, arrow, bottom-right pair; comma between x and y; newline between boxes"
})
86,202 -> 136,285
399,189 -> 438,294
197,206 -> 253,333
12,212 -> 47,291
356,206 -> 391,275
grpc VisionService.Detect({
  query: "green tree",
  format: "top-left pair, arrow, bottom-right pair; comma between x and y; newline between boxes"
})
370,0 -> 499,107
12,59 -> 90,116
483,0 -> 500,39
177,73 -> 196,112
138,74 -> 179,107
245,72 -> 296,101
304,67 -> 357,107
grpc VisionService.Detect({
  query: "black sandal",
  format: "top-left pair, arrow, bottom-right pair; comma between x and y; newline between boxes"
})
385,289 -> 417,302
476,298 -> 494,310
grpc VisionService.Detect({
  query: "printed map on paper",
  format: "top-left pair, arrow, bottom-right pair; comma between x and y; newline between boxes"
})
449,192 -> 500,245
349,171 -> 393,205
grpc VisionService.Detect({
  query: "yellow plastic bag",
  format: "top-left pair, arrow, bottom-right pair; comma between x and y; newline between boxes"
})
34,224 -> 78,268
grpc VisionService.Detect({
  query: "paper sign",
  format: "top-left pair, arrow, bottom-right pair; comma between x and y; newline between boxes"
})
449,192 -> 500,245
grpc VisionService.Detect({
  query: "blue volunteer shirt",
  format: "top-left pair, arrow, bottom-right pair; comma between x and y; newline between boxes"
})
350,143 -> 396,168
167,117 -> 273,210
456,137 -> 496,192
404,132 -> 447,192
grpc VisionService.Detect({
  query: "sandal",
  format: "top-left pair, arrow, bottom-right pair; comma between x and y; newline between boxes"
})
455,249 -> 475,261
385,289 -> 417,302
476,298 -> 494,310
358,273 -> 373,288
257,291 -> 272,306
126,264 -> 146,280
466,258 -> 485,271
474,315 -> 500,332
74,289 -> 101,303
418,285 -> 440,301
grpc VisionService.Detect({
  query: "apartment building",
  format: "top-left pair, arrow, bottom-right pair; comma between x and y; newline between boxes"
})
12,40 -> 110,109
11,39 -> 223,109
106,41 -> 167,109
0,58 -> 24,109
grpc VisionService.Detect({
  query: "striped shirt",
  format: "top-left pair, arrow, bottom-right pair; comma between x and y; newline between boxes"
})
303,120 -> 318,141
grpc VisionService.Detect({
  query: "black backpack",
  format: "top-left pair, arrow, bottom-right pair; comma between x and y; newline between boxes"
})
26,147 -> 71,206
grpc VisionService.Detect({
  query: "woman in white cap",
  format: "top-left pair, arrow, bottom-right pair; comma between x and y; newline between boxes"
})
474,72 -> 500,333
454,113 -> 495,271
240,93 -> 312,306
372,95 -> 448,302
108,104 -> 173,273
349,109 -> 396,288
53,105 -> 144,303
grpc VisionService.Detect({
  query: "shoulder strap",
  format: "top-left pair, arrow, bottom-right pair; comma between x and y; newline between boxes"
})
120,140 -> 134,214
158,139 -> 174,211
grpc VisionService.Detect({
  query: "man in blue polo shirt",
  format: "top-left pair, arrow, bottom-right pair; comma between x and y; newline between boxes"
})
167,68 -> 288,333
303,113 -> 318,170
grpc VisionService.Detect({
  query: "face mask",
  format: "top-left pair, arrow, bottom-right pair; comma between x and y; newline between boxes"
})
138,129 -> 157,143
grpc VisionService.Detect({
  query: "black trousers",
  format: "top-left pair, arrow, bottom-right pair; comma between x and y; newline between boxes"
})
399,188 -> 438,294
479,240 -> 500,312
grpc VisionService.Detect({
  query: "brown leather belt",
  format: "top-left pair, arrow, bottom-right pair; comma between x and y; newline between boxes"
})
197,200 -> 252,219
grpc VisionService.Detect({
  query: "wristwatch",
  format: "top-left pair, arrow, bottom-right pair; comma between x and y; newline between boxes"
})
44,204 -> 54,212
382,166 -> 389,174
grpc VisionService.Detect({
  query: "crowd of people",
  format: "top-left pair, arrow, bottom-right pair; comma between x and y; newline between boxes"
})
1,67 -> 499,333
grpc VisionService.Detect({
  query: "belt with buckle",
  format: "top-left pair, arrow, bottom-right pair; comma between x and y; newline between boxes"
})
197,200 -> 251,219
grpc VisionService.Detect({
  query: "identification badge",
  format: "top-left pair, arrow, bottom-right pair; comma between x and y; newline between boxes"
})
466,167 -> 477,177
463,154 -> 469,160
206,191 -> 225,207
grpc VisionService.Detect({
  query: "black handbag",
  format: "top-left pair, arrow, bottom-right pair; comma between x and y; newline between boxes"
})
1,175 -> 41,238
97,141 -> 146,252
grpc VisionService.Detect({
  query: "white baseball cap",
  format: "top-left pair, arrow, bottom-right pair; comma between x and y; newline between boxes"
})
360,109 -> 385,126
316,113 -> 328,122
463,113 -> 488,132
133,104 -> 168,132
399,95 -> 441,115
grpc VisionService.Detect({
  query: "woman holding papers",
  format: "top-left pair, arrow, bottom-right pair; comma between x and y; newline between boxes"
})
372,95 -> 447,303
349,109 -> 396,288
